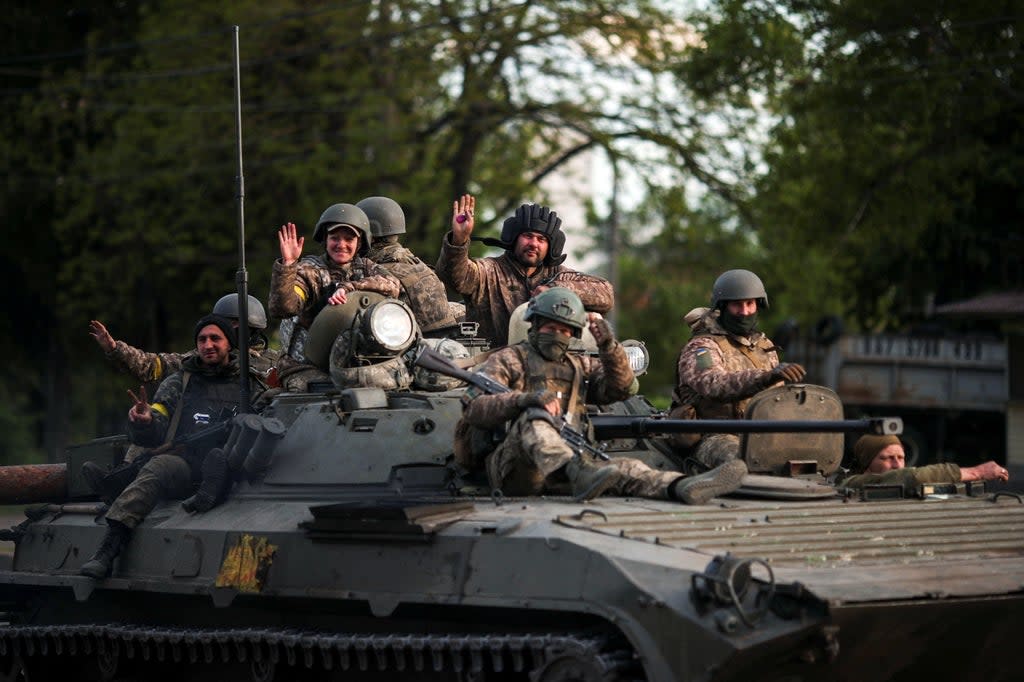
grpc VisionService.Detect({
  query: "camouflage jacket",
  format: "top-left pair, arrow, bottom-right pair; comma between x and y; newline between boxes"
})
268,253 -> 400,330
127,353 -> 260,452
462,340 -> 634,430
368,242 -> 456,333
105,340 -> 277,384
670,308 -> 780,420
436,232 -> 614,346
836,463 -> 961,490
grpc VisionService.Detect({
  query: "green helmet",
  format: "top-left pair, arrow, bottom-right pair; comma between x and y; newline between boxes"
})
212,293 -> 268,330
356,196 -> 406,238
523,287 -> 587,338
313,203 -> 371,255
710,269 -> 769,309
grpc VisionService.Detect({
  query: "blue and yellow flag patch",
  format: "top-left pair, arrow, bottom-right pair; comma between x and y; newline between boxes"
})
695,348 -> 714,370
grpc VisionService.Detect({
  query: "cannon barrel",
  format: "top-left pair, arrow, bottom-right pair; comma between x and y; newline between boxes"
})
0,463 -> 68,504
590,415 -> 902,440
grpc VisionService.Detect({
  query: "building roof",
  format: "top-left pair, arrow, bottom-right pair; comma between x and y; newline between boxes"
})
933,291 -> 1024,318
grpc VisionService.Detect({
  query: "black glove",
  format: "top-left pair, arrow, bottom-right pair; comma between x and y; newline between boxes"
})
771,363 -> 806,383
516,390 -> 557,409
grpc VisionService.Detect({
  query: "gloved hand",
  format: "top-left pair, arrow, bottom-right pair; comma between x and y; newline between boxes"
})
516,390 -> 558,409
588,313 -> 615,349
771,363 -> 806,383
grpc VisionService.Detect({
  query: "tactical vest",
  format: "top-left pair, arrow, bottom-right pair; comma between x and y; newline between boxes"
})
516,343 -> 587,427
691,334 -> 775,420
176,371 -> 241,439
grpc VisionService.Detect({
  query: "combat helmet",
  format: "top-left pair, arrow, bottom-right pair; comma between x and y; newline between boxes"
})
356,196 -> 406,238
313,203 -> 371,255
212,293 -> 268,330
523,287 -> 587,338
710,269 -> 769,309
500,204 -> 566,266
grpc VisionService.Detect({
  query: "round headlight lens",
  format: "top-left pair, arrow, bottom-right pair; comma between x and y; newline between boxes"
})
362,301 -> 416,354
622,340 -> 649,376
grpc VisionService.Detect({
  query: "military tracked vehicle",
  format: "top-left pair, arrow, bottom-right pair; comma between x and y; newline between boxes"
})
1,299 -> 1022,682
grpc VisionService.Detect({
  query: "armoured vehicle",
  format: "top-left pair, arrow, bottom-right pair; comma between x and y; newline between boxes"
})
1,298 -> 1022,682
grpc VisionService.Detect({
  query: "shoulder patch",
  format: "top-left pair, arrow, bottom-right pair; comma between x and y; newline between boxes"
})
695,348 -> 714,370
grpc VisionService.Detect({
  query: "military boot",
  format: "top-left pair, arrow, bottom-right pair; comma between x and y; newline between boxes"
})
670,460 -> 748,505
566,456 -> 620,502
181,449 -> 229,514
80,520 -> 132,579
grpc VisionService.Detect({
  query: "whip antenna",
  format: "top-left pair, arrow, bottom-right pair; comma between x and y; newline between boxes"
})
232,25 -> 252,412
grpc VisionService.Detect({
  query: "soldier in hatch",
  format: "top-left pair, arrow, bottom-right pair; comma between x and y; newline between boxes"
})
358,195 -> 459,337
668,269 -> 807,468
436,194 -> 613,346
837,434 -> 1009,492
461,288 -> 748,505
268,203 -> 400,391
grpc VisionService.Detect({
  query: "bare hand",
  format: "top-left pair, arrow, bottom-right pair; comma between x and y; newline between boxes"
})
127,386 -> 152,424
960,460 -> 1009,482
278,222 -> 304,265
327,287 -> 349,306
588,313 -> 614,347
89,320 -> 116,353
451,194 -> 476,246
771,363 -> 806,383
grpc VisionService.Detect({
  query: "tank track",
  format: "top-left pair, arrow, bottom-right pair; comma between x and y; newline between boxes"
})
0,624 -> 640,680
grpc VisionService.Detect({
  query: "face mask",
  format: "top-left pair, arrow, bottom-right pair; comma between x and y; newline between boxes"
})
530,329 -> 572,361
720,311 -> 758,337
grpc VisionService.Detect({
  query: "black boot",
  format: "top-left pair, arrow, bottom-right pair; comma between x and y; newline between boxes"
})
80,520 -> 132,579
182,448 -> 229,514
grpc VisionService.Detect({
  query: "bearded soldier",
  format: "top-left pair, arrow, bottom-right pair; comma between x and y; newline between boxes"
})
358,195 -> 459,336
669,269 -> 807,468
269,203 -> 400,391
462,288 -> 747,504
436,194 -> 614,346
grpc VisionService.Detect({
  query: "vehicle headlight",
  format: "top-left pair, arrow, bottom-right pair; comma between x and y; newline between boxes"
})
621,340 -> 649,376
359,300 -> 417,355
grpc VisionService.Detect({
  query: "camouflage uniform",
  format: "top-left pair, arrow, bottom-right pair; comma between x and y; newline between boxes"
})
104,341 -> 277,384
463,341 -> 679,498
836,463 -> 962,491
436,234 -> 614,346
107,353 -> 259,529
669,308 -> 782,468
368,240 -> 457,334
268,253 -> 400,390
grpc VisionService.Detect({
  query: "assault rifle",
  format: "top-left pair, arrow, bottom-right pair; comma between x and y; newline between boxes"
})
414,347 -> 610,461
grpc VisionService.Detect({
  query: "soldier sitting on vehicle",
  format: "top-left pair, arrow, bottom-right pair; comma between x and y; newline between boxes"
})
668,269 -> 806,469
460,287 -> 747,505
837,434 -> 1009,491
80,315 -> 263,579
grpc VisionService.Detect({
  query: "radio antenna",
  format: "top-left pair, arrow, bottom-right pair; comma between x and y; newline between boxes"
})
232,25 -> 252,412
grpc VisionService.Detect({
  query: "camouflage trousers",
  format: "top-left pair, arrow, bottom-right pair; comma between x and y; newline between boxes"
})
486,413 -> 680,499
105,454 -> 195,529
695,434 -> 741,469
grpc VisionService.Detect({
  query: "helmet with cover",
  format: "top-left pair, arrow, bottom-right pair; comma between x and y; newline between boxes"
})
356,196 -> 406,238
313,203 -> 372,256
710,269 -> 769,309
523,287 -> 587,339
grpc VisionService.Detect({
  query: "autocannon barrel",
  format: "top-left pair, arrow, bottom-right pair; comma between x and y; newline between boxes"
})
590,415 -> 902,440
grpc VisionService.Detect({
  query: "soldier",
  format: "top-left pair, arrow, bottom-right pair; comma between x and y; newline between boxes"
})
358,195 -> 459,336
436,194 -> 614,346
89,293 -> 277,383
80,315 -> 263,579
837,434 -> 1009,491
462,288 -> 748,504
269,203 -> 400,391
669,269 -> 807,469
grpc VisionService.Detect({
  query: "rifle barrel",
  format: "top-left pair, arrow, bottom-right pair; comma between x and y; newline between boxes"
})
590,416 -> 902,440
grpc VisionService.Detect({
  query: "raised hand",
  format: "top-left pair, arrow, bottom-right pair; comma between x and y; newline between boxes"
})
88,320 -> 116,353
451,194 -> 476,246
127,385 -> 152,424
278,222 -> 304,265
